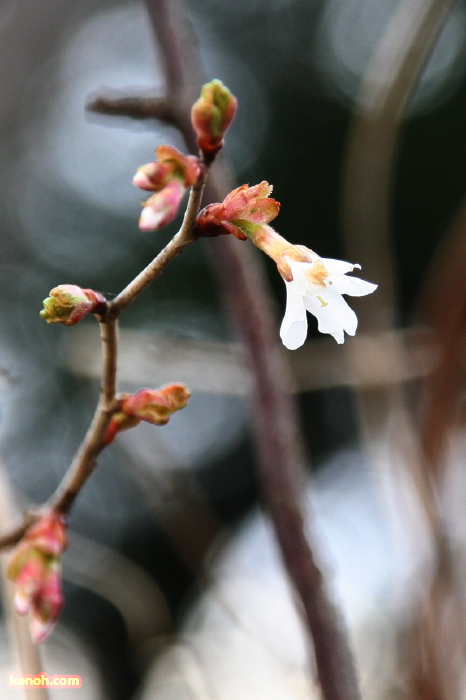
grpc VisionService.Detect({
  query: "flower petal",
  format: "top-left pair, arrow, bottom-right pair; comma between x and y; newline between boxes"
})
304,289 -> 358,343
321,258 -> 361,275
139,206 -> 170,231
280,285 -> 308,350
327,275 -> 378,297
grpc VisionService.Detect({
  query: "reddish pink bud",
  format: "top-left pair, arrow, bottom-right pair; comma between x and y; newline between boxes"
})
139,179 -> 185,232
121,384 -> 191,426
23,511 -> 67,557
133,145 -> 201,192
29,562 -> 64,644
133,160 -> 173,191
191,80 -> 237,157
11,549 -> 46,616
40,285 -> 106,326
8,512 -> 67,644
154,145 -> 202,188
134,146 -> 202,232
196,182 -> 280,241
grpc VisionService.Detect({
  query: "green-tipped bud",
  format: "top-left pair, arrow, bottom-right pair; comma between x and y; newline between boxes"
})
191,80 -> 237,159
40,285 -> 106,326
121,384 -> 192,425
103,384 -> 192,445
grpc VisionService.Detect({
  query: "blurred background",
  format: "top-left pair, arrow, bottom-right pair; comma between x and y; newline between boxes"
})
1,0 -> 466,697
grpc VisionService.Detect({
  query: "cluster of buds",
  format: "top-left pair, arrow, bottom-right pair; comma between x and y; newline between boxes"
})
191,79 -> 237,159
7,511 -> 67,643
132,80 -> 236,232
197,182 -> 377,348
40,285 -> 106,326
104,383 -> 192,445
133,145 -> 202,231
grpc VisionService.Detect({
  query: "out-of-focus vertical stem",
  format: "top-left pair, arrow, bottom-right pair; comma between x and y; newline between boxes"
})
342,0 -> 455,328
341,0 -> 458,697
341,0 -> 456,548
144,1 -> 361,698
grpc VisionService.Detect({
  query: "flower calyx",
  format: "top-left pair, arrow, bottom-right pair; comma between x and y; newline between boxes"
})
40,285 -> 106,326
191,80 -> 237,160
7,511 -> 67,644
196,182 -> 280,240
133,145 -> 203,232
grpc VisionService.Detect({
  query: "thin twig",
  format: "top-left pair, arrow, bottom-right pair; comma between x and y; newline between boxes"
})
0,321 -> 119,539
47,319 -> 118,514
0,170 -> 209,545
0,512 -> 38,550
49,173 -> 210,513
144,0 -> 361,698
107,171 -> 206,319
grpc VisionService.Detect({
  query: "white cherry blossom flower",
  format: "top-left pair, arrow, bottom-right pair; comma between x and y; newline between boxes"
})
194,181 -> 377,349
279,255 -> 377,349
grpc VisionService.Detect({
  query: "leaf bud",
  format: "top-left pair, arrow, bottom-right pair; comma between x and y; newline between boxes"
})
191,80 -> 237,158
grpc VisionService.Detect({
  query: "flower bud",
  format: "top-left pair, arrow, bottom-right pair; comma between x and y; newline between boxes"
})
29,562 -> 64,644
121,384 -> 191,426
23,511 -> 67,557
191,80 -> 237,158
8,511 -> 67,644
134,146 -> 202,232
40,285 -> 106,326
139,179 -> 185,232
11,549 -> 46,616
133,145 -> 201,192
133,160 -> 172,191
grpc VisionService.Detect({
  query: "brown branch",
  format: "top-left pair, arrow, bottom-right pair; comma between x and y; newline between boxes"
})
0,320 -> 120,541
0,511 -> 38,550
0,321 -> 119,540
46,319 -> 119,514
0,166 -> 210,546
107,170 -> 207,319
144,1 -> 361,698
46,171 -> 209,515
